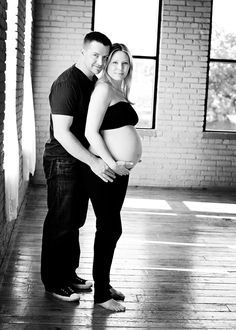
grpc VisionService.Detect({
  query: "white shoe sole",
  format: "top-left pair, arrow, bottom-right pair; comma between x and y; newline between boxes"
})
72,281 -> 93,290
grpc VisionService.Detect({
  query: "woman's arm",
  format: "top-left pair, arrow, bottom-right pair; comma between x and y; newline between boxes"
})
85,83 -> 129,175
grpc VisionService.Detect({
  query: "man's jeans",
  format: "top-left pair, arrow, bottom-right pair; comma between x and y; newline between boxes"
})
41,157 -> 89,289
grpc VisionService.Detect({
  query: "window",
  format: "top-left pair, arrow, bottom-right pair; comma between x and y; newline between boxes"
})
22,0 -> 36,181
205,0 -> 236,132
93,0 -> 161,128
4,1 -> 19,221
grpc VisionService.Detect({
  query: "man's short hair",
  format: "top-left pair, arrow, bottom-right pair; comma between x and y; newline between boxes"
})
83,31 -> 112,48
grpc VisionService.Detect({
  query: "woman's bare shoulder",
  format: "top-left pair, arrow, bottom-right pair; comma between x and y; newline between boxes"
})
93,81 -> 112,100
95,81 -> 111,92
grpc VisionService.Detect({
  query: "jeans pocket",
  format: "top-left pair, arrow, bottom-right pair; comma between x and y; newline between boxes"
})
43,158 -> 56,180
56,158 -> 78,176
43,157 -> 79,180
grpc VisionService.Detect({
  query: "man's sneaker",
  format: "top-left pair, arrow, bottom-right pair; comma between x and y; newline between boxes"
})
71,275 -> 93,290
46,285 -> 80,302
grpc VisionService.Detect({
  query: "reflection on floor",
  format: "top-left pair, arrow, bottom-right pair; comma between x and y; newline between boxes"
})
0,185 -> 236,329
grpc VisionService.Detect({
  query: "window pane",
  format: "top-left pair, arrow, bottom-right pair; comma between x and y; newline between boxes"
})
206,62 -> 236,131
211,0 -> 236,60
94,0 -> 159,56
130,59 -> 155,128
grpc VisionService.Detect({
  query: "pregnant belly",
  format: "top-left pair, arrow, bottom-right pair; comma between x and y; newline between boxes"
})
102,126 -> 142,165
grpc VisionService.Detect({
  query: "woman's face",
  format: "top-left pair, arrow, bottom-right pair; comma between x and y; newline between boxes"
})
107,51 -> 130,81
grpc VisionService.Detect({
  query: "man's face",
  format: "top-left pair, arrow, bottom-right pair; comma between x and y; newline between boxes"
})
82,41 -> 110,76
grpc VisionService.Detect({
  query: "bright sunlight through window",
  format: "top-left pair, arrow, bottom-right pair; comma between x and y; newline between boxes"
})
4,2 -> 19,221
94,0 -> 160,128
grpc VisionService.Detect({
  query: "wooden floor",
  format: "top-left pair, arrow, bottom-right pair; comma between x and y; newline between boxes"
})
0,185 -> 236,329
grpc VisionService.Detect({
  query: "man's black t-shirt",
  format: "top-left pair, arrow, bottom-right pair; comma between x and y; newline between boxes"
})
44,65 -> 96,159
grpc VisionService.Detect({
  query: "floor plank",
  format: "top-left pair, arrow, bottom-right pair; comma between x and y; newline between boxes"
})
0,184 -> 236,329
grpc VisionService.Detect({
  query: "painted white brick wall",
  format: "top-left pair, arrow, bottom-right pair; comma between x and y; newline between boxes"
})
33,0 -> 236,188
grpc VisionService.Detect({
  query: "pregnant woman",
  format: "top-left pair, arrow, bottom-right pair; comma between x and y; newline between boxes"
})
83,43 -> 142,312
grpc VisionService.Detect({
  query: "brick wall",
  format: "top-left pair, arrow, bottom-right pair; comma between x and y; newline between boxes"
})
32,0 -> 236,188
32,0 -> 93,182
0,0 -> 28,268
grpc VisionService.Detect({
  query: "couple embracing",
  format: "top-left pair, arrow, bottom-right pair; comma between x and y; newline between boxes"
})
41,31 -> 142,312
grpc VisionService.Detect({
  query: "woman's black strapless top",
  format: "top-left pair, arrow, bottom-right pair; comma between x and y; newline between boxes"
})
100,101 -> 139,130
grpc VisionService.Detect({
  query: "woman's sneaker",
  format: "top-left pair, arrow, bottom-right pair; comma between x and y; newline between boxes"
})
46,285 -> 80,302
71,275 -> 93,290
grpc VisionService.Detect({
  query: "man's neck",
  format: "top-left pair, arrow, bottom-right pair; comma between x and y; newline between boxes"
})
75,61 -> 94,81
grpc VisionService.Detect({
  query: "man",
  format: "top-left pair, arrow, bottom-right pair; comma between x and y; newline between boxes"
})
41,32 -> 127,302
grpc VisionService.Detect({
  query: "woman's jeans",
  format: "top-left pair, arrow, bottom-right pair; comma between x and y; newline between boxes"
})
81,165 -> 129,304
41,156 -> 89,290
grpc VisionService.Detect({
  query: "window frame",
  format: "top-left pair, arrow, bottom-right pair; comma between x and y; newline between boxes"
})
92,0 -> 163,129
204,0 -> 236,134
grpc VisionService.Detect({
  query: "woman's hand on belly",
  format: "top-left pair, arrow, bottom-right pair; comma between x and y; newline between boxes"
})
117,160 -> 135,170
109,160 -> 130,176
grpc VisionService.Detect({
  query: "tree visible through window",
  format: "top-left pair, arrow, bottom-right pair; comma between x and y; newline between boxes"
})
93,0 -> 161,128
205,0 -> 236,132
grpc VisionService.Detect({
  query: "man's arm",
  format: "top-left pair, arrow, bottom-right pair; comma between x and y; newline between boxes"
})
52,114 -> 115,182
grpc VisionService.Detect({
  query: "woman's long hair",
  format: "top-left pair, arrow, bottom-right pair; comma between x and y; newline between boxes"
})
99,43 -> 133,103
